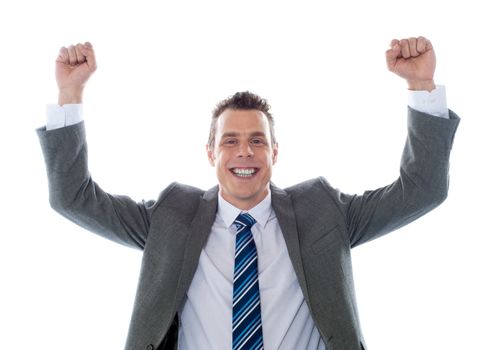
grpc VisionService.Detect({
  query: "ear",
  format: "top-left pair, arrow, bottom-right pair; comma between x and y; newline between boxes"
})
272,143 -> 279,165
206,144 -> 215,167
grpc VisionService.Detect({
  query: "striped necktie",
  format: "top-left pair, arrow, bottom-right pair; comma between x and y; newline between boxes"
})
232,213 -> 264,350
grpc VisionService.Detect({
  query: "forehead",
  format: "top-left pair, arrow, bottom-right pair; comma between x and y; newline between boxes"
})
216,109 -> 270,135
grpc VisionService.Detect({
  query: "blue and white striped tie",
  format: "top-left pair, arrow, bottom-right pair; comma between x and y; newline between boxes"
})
232,213 -> 264,350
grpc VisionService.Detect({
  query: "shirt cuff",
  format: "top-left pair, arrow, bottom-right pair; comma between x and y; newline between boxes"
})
46,104 -> 83,130
407,85 -> 449,119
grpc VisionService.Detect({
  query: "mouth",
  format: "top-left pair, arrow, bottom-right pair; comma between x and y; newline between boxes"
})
229,167 -> 259,178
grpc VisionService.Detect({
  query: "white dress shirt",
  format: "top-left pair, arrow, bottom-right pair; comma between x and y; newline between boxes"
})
44,87 -> 449,349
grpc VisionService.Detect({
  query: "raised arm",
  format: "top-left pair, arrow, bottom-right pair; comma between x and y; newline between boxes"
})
345,37 -> 459,246
38,43 -> 152,250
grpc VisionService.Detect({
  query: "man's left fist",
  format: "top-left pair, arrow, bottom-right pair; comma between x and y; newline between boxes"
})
386,36 -> 436,91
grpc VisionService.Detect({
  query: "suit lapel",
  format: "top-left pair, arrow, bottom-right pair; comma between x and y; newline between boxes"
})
174,185 -> 219,308
271,184 -> 311,304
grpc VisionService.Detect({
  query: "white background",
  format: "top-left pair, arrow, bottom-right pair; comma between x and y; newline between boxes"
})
0,0 -> 495,349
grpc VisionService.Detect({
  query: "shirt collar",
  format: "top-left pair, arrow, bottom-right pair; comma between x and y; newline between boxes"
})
217,191 -> 273,230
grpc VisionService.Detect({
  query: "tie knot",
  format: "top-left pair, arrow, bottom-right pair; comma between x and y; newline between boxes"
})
234,212 -> 256,231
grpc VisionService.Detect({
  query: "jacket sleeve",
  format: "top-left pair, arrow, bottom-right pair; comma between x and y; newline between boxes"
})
37,121 -> 159,250
336,107 -> 460,248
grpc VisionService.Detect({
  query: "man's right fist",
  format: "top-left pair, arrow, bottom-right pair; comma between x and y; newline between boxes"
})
56,42 -> 97,105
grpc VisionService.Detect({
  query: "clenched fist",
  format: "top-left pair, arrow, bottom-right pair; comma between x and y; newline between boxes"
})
386,36 -> 436,91
56,42 -> 97,105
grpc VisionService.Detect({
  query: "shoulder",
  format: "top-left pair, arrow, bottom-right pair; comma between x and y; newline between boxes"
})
278,177 -> 354,218
283,177 -> 349,201
283,177 -> 328,194
148,182 -> 208,216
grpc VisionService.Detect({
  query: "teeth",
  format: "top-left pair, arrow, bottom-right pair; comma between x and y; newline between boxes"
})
232,168 -> 256,177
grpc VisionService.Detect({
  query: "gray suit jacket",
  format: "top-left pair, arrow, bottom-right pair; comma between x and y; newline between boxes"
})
37,108 -> 459,350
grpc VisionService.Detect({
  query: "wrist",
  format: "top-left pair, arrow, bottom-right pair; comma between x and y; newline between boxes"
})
407,79 -> 436,92
58,88 -> 83,105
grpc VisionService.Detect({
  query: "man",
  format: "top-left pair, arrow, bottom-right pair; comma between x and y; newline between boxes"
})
38,37 -> 460,350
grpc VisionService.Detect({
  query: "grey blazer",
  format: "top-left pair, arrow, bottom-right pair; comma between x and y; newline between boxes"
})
37,108 -> 459,350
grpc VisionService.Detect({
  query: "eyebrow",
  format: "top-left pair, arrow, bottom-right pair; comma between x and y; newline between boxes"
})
221,131 -> 267,138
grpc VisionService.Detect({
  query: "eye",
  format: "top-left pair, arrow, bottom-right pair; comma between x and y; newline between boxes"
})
250,138 -> 265,145
223,138 -> 237,146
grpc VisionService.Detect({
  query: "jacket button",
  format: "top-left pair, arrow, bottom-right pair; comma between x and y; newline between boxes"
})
147,345 -> 154,350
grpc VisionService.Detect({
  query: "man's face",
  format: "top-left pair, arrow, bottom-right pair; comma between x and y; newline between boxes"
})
207,109 -> 278,210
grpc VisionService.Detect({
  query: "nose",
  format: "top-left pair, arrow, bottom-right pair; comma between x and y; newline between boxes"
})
236,141 -> 254,158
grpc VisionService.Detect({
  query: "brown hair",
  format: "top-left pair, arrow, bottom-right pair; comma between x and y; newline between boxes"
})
208,91 -> 276,148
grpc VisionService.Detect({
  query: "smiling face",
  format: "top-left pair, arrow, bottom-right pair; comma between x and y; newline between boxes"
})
207,108 -> 278,210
